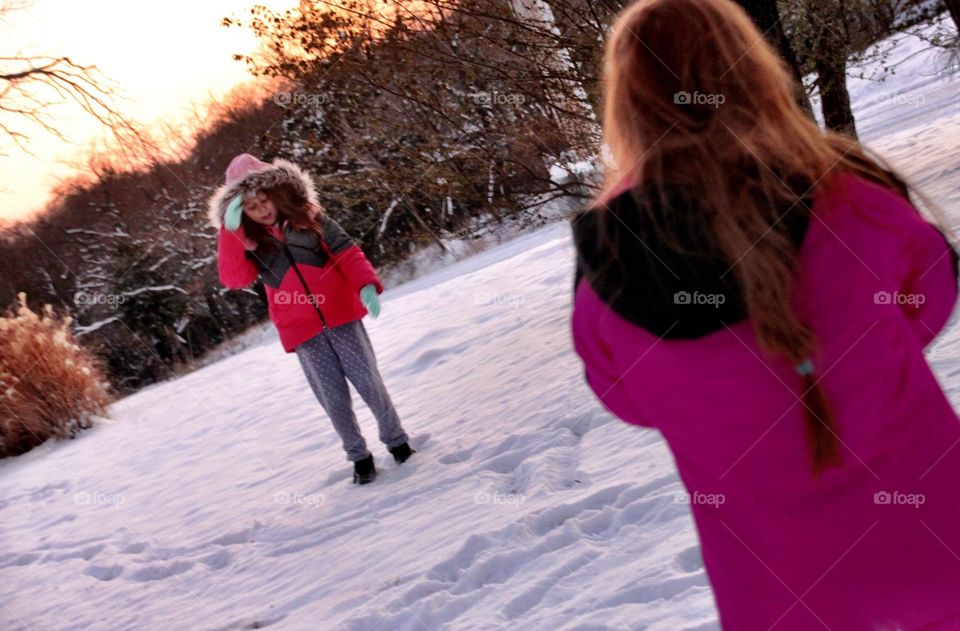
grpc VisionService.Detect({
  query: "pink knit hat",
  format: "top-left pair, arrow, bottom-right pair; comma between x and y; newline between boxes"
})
225,153 -> 271,186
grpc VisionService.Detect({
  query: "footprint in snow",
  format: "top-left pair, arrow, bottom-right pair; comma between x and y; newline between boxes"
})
128,560 -> 194,582
85,564 -> 124,581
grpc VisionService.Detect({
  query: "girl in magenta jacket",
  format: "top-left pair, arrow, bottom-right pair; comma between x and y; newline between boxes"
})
572,0 -> 960,628
209,154 -> 413,484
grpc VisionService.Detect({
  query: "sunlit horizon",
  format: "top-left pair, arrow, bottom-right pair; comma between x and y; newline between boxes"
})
0,0 -> 298,224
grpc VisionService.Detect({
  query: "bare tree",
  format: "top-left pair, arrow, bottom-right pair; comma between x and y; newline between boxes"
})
508,0 -> 600,148
734,0 -> 813,115
228,0 -> 596,247
0,0 -> 139,156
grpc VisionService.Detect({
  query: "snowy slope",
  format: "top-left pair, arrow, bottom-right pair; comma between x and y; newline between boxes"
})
845,16 -> 960,226
1,222 -> 717,631
2,21 -> 959,631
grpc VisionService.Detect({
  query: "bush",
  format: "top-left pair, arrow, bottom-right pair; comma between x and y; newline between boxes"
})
0,293 -> 111,458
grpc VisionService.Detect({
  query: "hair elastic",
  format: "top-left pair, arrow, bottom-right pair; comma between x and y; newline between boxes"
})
795,359 -> 815,376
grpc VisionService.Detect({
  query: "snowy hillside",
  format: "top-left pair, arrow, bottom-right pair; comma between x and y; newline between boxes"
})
2,21 -> 959,631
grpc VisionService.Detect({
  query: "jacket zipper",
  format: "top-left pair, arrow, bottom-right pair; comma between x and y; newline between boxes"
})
280,241 -> 328,330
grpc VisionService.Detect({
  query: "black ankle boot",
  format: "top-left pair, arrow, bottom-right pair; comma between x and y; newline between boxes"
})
353,455 -> 377,485
388,442 -> 416,464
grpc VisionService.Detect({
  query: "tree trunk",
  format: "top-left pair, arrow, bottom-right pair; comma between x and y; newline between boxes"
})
945,0 -> 960,31
814,53 -> 857,138
734,0 -> 814,117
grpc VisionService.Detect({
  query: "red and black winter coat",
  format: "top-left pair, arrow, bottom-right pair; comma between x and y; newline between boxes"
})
208,159 -> 383,352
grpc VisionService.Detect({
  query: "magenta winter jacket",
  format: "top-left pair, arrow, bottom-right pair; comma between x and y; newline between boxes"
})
571,173 -> 960,630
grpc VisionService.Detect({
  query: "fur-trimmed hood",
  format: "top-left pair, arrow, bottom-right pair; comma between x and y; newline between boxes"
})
206,158 -> 320,229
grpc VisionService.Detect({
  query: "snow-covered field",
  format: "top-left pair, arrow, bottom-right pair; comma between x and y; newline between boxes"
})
2,22 -> 959,631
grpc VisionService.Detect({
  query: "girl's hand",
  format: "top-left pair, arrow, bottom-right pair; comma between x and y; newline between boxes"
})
360,284 -> 380,319
225,195 -> 244,231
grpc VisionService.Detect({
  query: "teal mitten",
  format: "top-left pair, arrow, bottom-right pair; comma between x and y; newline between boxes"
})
224,195 -> 244,231
360,284 -> 380,319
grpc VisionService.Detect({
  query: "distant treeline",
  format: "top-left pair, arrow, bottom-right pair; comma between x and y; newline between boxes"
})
2,0 -> 953,394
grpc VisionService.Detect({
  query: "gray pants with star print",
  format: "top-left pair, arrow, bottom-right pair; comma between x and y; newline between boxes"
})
295,320 -> 408,462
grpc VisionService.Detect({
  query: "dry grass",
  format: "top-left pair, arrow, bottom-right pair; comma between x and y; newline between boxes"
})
0,293 -> 111,458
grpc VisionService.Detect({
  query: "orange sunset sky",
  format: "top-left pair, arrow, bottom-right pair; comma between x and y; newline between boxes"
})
0,0 -> 298,224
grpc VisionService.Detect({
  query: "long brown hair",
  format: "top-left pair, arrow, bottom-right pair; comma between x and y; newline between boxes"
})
599,0 -> 934,474
241,181 -> 327,254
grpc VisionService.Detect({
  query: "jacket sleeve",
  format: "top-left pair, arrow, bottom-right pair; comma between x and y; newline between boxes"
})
856,184 -> 959,348
848,180 -> 958,347
217,225 -> 259,289
571,278 -> 653,427
322,216 -> 384,294
898,220 -> 958,348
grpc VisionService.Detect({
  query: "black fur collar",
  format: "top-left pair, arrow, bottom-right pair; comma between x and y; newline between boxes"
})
572,186 -> 810,339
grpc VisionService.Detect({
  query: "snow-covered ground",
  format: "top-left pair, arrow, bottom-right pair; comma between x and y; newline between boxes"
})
2,20 -> 959,631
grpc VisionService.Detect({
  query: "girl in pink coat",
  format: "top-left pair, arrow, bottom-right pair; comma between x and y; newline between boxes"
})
209,154 -> 414,484
571,0 -> 960,628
